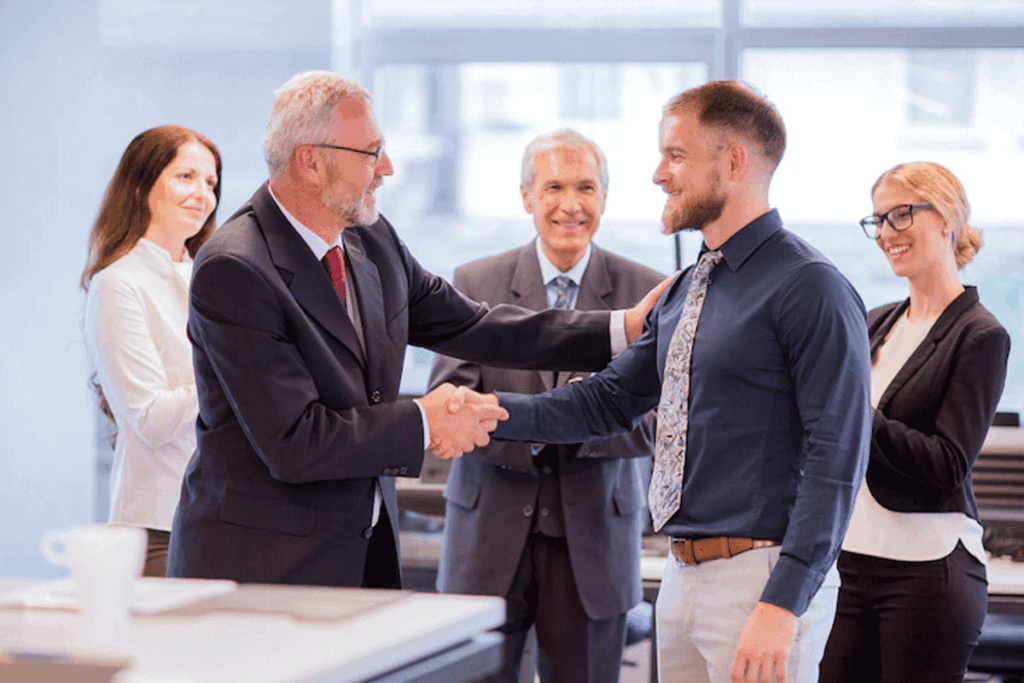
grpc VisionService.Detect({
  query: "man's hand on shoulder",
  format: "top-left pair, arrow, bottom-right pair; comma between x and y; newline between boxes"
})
730,601 -> 796,683
624,273 -> 676,344
421,384 -> 508,460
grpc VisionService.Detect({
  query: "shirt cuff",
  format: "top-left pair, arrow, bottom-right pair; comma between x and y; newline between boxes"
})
413,398 -> 430,449
609,309 -> 627,358
759,554 -> 826,616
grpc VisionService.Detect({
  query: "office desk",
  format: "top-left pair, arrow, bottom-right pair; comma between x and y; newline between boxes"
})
981,425 -> 1024,455
0,579 -> 504,683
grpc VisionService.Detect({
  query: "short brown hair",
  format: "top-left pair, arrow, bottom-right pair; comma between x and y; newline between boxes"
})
81,125 -> 221,289
872,161 -> 982,270
665,80 -> 786,171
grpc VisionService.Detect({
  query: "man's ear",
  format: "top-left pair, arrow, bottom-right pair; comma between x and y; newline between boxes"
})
293,145 -> 327,187
521,184 -> 534,214
726,143 -> 748,181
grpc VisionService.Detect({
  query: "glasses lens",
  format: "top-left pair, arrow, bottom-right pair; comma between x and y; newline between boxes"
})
860,217 -> 880,238
888,205 -> 914,230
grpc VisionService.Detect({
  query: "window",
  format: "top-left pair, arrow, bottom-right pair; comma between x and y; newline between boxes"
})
744,47 -> 1024,410
373,62 -> 706,391
360,2 -> 1024,414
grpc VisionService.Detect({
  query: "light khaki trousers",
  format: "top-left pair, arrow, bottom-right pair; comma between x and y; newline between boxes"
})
656,546 -> 839,683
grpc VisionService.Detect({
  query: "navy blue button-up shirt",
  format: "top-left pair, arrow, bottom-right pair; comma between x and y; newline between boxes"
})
495,209 -> 872,615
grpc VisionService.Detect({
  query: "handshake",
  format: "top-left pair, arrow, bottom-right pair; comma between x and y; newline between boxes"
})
421,383 -> 509,460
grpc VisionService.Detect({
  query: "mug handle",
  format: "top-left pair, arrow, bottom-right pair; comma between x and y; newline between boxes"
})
41,530 -> 65,564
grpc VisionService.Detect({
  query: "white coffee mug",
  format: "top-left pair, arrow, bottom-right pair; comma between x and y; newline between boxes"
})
42,524 -> 146,651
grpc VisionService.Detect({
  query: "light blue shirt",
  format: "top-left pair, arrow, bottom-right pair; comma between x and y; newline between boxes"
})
534,239 -> 591,311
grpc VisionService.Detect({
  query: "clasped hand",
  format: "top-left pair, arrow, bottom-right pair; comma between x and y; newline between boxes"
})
421,383 -> 508,460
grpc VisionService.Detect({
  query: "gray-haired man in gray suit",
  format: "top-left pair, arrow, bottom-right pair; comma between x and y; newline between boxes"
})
430,129 -> 664,683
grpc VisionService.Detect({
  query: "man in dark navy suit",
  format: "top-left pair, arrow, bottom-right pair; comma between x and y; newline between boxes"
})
167,72 -> 665,590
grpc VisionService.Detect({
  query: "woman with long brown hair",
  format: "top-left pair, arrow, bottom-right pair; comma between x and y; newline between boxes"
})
82,125 -> 220,576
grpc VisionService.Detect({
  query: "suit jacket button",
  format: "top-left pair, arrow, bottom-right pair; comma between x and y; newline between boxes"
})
363,526 -> 374,539
522,505 -> 534,517
398,467 -> 408,475
370,390 -> 382,404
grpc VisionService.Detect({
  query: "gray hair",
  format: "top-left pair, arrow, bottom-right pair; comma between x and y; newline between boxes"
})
262,71 -> 371,180
520,128 -> 609,194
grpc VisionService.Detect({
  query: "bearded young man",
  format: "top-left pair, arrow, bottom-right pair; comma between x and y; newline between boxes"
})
481,80 -> 873,683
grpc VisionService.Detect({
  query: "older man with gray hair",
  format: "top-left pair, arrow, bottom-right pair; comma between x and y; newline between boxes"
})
167,74 -> 665,590
431,128 -> 664,683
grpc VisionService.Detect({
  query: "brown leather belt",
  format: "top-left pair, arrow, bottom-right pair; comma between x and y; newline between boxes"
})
671,536 -> 780,566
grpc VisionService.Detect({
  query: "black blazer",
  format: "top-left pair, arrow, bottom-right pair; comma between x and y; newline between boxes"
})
867,286 -> 1010,518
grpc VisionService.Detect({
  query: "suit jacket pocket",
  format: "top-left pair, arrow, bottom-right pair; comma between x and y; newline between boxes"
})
613,483 -> 644,516
219,490 -> 316,536
443,476 -> 481,510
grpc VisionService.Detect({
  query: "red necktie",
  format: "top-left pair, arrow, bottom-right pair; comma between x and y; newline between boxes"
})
322,246 -> 347,307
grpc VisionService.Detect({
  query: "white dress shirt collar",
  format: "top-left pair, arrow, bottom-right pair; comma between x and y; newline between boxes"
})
136,237 -> 192,268
267,185 -> 343,259
135,238 -> 192,285
534,239 -> 591,286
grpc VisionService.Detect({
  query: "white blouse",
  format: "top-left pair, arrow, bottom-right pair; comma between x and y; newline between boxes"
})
843,309 -> 987,564
83,239 -> 198,530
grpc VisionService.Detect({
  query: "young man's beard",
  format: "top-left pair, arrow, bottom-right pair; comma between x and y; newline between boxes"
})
662,171 -> 726,235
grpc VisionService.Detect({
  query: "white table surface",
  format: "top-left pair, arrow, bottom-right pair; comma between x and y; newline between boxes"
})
981,425 -> 1024,455
0,579 -> 505,683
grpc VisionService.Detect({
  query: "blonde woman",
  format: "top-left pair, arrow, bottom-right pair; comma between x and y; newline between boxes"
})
821,162 -> 1010,682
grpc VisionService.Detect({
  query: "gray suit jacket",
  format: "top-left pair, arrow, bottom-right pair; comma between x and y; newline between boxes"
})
431,243 -> 663,620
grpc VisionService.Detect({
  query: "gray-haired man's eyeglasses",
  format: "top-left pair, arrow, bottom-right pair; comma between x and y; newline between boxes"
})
307,143 -> 384,162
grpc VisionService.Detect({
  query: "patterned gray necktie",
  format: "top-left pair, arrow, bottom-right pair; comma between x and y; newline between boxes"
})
551,275 -> 574,386
552,274 -> 574,310
649,249 -> 724,532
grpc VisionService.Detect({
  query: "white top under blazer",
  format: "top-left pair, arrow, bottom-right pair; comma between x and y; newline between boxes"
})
84,238 -> 197,530
843,309 -> 987,564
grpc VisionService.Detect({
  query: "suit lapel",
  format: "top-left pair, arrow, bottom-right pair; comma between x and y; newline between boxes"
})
510,245 -> 556,391
874,288 -> 978,411
557,247 -> 612,386
252,184 -> 366,368
574,246 -> 614,313
876,329 -> 937,412
343,228 -> 387,389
